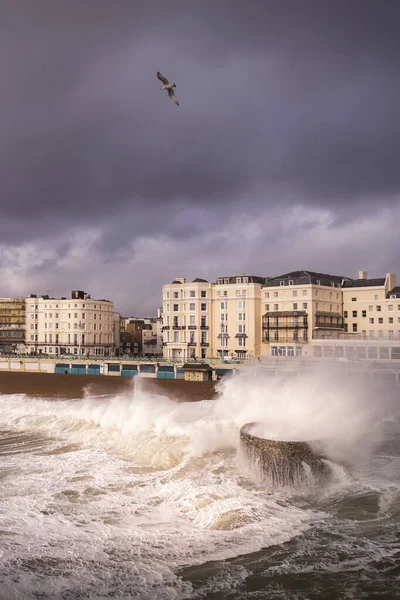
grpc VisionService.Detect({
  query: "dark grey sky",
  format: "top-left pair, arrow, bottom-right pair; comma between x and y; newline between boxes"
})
1,1 -> 400,314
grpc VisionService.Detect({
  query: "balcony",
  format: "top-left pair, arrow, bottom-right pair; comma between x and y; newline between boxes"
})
162,326 -> 170,331
263,311 -> 308,329
172,326 -> 181,330
315,321 -> 344,329
314,311 -> 343,330
200,342 -> 209,347
312,331 -> 365,340
188,342 -> 196,346
264,321 -> 308,329
200,325 -> 209,330
188,325 -> 197,330
265,336 -> 308,344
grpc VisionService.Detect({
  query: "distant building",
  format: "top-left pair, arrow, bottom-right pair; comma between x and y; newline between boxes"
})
162,275 -> 264,360
0,298 -> 26,353
120,314 -> 162,356
25,290 -> 115,356
261,270 -> 350,357
162,270 -> 400,361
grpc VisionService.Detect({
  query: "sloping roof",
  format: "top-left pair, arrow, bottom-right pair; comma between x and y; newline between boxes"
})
182,362 -> 212,371
216,275 -> 266,284
342,278 -> 385,288
387,286 -> 400,298
265,270 -> 349,283
192,278 -> 209,283
315,311 -> 342,318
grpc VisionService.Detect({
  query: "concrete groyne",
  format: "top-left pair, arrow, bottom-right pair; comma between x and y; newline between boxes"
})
240,422 -> 328,486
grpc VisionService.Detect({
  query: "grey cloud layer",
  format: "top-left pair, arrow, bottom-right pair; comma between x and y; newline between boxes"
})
1,1 -> 400,312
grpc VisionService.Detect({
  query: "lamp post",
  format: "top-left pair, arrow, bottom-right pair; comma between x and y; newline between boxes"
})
220,321 -> 225,362
77,321 -> 84,356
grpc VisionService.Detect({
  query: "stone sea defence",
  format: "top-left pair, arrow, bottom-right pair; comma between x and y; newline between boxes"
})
240,422 -> 328,486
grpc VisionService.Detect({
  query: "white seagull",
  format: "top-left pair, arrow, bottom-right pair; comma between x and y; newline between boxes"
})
157,71 -> 179,106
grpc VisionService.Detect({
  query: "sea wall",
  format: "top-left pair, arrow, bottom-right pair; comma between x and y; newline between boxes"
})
0,357 -> 236,381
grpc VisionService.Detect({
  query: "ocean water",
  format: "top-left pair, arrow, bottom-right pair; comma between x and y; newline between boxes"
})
0,366 -> 399,599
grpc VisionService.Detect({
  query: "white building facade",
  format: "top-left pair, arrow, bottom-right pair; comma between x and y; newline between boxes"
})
25,290 -> 115,356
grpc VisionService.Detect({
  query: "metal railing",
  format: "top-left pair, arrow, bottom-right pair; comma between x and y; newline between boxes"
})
0,352 -> 248,366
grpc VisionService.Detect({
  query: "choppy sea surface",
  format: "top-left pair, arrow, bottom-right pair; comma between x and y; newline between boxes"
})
0,367 -> 399,599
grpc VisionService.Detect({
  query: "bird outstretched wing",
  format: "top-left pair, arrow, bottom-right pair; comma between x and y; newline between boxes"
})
168,87 -> 179,106
157,71 -> 169,85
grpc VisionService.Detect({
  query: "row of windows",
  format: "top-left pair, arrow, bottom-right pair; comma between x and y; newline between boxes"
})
266,331 -> 308,341
345,314 -> 400,325
31,322 -> 111,331
166,334 -> 247,347
166,303 -> 209,312
165,290 -> 248,301
265,290 -> 309,299
216,290 -> 247,297
344,323 -> 400,337
29,347 -> 107,355
165,331 -> 209,343
29,303 -> 111,310
217,277 -> 249,285
265,303 -> 309,311
314,344 -> 400,359
165,290 -> 208,299
271,346 -> 303,357
30,312 -> 109,320
166,315 -> 248,327
30,333 -> 111,343
344,305 -> 400,318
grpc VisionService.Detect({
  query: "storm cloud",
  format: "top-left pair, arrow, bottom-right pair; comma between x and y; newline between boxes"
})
1,1 -> 400,313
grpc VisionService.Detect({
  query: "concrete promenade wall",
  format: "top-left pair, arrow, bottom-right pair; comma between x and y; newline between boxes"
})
0,357 -> 238,380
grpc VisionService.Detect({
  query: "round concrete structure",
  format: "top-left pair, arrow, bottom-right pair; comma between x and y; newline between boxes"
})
240,422 -> 327,486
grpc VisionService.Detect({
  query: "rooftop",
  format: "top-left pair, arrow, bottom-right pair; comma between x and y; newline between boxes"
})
342,278 -> 385,288
387,286 -> 400,298
266,270 -> 349,283
216,275 -> 266,284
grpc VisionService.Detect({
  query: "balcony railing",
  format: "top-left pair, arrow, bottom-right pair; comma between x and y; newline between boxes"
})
200,325 -> 209,330
313,331 -> 366,340
200,342 -> 209,347
265,336 -> 308,344
188,325 -> 197,330
263,321 -> 308,329
315,322 -> 344,329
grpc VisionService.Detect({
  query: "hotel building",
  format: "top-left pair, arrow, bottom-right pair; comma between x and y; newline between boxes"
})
162,270 -> 400,361
25,290 -> 115,356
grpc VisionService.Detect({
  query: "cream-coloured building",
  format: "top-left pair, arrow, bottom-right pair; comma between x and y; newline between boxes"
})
25,290 -> 115,356
261,270 -> 349,357
342,271 -> 399,340
212,275 -> 264,359
162,277 -> 213,360
311,271 -> 400,361
162,275 -> 264,360
162,270 -> 400,362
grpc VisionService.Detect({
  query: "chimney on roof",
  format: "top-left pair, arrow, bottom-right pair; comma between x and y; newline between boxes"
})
174,277 -> 186,284
385,273 -> 397,293
358,270 -> 368,280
